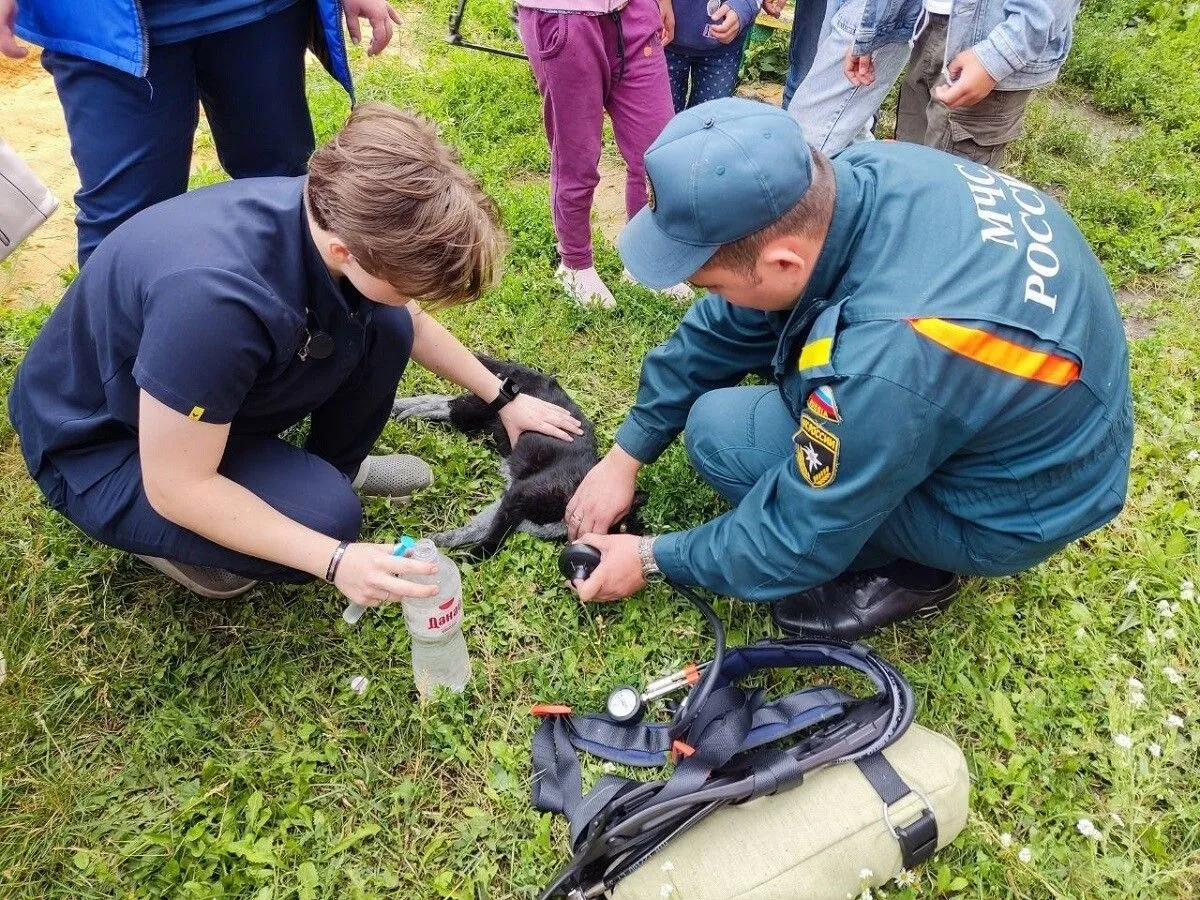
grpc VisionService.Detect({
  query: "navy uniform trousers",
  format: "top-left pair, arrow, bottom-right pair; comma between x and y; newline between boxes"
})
37,307 -> 413,583
43,0 -> 316,266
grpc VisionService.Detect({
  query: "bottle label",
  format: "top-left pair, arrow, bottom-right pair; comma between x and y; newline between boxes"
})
408,594 -> 462,637
427,596 -> 462,632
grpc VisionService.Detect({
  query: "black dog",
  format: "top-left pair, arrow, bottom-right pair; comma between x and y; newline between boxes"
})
392,356 -> 641,559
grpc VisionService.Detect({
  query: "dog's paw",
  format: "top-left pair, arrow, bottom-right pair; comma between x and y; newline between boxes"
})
392,394 -> 455,421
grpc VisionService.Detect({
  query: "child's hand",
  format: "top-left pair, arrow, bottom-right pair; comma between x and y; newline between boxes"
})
762,0 -> 787,19
710,4 -> 742,44
498,394 -> 584,448
843,47 -> 875,85
658,0 -> 676,44
935,49 -> 997,108
342,0 -> 402,56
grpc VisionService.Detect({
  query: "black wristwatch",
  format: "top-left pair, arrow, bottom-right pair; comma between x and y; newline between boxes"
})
484,376 -> 521,414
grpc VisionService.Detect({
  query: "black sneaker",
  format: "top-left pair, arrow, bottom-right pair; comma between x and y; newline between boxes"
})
771,568 -> 960,641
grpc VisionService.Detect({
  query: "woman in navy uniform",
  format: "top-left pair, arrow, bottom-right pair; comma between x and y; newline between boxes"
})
8,103 -> 583,604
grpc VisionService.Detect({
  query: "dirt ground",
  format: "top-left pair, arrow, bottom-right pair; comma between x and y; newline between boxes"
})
0,50 -> 222,308
0,50 -> 80,306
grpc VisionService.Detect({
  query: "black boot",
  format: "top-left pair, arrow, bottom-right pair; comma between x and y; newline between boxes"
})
772,564 -> 960,641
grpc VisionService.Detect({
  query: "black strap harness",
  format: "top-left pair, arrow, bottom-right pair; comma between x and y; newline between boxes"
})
533,562 -> 939,899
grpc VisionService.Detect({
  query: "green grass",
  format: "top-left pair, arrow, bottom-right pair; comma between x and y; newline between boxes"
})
1,0 -> 1198,897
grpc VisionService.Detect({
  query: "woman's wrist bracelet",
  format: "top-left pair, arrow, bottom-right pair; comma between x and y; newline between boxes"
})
325,540 -> 350,583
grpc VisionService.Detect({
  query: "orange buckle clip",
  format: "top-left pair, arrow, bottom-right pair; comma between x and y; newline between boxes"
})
683,663 -> 701,686
531,703 -> 573,717
670,740 -> 696,763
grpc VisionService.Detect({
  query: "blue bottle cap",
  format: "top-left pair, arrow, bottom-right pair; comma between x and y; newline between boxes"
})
392,534 -> 418,556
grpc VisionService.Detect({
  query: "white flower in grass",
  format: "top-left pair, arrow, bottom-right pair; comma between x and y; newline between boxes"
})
659,885 -> 675,898
1165,713 -> 1184,729
1181,580 -> 1195,603
859,868 -> 874,882
1114,733 -> 1133,749
1125,577 -> 1140,594
1075,625 -> 1086,639
1163,627 -> 1177,641
659,861 -> 675,873
1157,599 -> 1175,618
1130,691 -> 1146,707
1018,847 -> 1033,863
1128,676 -> 1144,690
894,869 -> 918,887
858,891 -> 873,900
1187,449 -> 1200,461
1149,742 -> 1162,758
1077,818 -> 1102,840
999,832 -> 1013,848
1162,666 -> 1183,685
1111,812 -> 1125,826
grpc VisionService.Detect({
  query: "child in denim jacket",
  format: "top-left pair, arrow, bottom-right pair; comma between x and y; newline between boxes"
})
784,0 -> 1081,168
663,0 -> 762,111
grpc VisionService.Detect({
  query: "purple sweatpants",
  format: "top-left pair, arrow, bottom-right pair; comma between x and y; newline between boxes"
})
518,0 -> 675,270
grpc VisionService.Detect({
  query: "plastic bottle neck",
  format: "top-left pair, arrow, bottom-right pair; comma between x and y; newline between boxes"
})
411,539 -> 439,562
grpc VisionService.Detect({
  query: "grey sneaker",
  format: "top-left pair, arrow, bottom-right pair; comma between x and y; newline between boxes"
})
351,454 -> 433,498
134,554 -> 257,599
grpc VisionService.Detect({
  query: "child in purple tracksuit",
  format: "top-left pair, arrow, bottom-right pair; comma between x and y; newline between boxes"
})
664,0 -> 761,111
517,0 -> 692,306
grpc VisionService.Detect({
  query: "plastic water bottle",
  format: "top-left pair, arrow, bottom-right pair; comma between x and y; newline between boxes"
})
402,539 -> 471,697
342,535 -> 417,626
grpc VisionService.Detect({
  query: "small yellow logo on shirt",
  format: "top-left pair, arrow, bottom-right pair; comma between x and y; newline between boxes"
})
188,406 -> 205,421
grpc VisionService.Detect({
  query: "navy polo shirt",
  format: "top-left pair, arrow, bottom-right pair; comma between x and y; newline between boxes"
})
8,176 -> 403,496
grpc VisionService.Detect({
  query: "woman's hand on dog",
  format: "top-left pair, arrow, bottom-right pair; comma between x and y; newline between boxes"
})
498,394 -> 584,448
566,447 -> 641,540
333,543 -> 439,608
569,533 -> 646,602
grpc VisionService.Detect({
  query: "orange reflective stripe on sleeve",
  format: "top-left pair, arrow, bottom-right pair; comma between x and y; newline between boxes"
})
908,318 -> 1081,387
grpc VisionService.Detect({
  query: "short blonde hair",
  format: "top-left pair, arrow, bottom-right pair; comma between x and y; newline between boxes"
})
306,103 -> 506,305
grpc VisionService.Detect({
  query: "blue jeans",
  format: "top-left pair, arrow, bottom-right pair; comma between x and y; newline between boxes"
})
785,0 -> 912,154
664,32 -> 751,112
42,0 -> 315,266
682,385 -> 1052,576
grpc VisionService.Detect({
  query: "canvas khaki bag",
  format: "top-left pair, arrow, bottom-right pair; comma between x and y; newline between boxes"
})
0,136 -> 60,263
612,723 -> 970,900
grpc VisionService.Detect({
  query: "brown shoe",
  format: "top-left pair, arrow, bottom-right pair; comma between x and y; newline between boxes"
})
134,554 -> 257,599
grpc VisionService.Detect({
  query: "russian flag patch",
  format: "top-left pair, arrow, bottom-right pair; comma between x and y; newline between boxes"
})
805,385 -> 840,423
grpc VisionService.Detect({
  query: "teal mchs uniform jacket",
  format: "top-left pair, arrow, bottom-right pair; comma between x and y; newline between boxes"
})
615,141 -> 1133,601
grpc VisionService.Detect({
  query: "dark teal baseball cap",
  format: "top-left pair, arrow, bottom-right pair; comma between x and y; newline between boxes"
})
619,97 -> 814,289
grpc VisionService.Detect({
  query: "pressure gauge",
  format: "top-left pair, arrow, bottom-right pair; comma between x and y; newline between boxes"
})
605,685 -> 645,724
